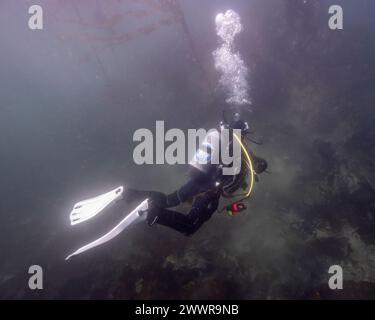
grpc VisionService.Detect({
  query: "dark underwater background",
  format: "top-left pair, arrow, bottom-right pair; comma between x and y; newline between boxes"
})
0,0 -> 375,299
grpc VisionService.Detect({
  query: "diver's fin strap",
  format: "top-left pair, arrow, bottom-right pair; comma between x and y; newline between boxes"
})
66,198 -> 149,260
70,186 -> 124,226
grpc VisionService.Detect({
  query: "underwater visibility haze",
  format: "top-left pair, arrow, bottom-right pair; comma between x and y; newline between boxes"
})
1,0 -> 375,299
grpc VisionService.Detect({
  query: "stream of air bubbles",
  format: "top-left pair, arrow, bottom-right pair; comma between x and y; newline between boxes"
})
213,10 -> 251,108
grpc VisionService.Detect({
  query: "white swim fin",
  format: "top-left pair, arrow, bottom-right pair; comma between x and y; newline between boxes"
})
70,186 -> 124,226
66,198 -> 149,260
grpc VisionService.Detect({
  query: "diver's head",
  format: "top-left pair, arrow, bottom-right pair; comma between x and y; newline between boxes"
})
220,112 -> 249,137
228,112 -> 249,136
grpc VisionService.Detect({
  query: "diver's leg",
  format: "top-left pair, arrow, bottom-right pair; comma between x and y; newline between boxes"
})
149,208 -> 198,236
150,192 -> 220,236
122,189 -> 168,206
184,192 -> 220,234
123,177 -> 203,209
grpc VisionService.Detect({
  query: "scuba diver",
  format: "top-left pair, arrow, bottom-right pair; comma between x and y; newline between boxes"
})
66,113 -> 268,260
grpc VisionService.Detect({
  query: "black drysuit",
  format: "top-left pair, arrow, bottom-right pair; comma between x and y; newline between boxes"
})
124,170 -> 221,236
